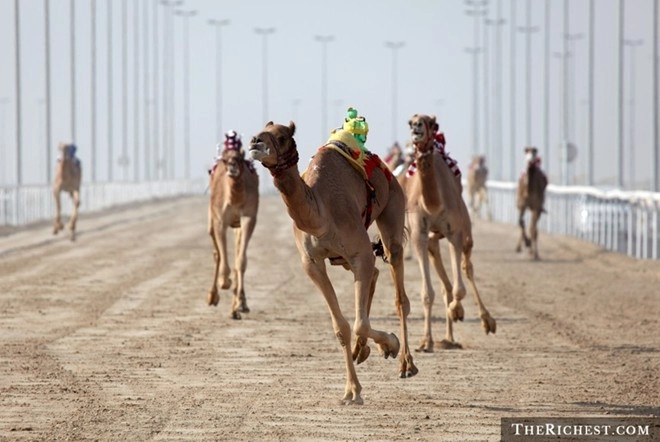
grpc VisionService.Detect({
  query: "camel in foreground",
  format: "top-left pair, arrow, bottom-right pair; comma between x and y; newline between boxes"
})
401,114 -> 496,351
516,146 -> 548,260
466,155 -> 492,220
207,131 -> 259,319
249,116 -> 417,405
52,142 -> 81,241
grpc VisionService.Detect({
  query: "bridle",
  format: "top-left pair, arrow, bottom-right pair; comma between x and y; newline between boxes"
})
256,130 -> 299,178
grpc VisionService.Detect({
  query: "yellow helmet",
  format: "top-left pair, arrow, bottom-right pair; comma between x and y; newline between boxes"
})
342,107 -> 369,143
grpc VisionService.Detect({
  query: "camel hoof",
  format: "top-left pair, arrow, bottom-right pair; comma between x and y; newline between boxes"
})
448,303 -> 464,322
438,339 -> 463,350
399,365 -> 419,378
415,341 -> 434,353
482,314 -> 497,334
378,333 -> 400,359
238,302 -> 250,313
355,344 -> 371,364
230,310 -> 242,320
340,396 -> 364,406
220,279 -> 232,290
207,290 -> 219,306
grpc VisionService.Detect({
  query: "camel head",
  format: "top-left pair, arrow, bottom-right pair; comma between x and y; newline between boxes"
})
470,155 -> 486,169
524,146 -> 540,167
220,148 -> 246,177
58,142 -> 76,160
249,121 -> 299,176
408,114 -> 438,154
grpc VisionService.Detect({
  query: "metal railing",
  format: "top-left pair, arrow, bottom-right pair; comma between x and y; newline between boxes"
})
0,179 -> 206,227
485,181 -> 660,260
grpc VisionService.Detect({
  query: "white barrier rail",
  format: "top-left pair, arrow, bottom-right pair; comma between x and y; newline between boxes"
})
0,180 -> 206,227
485,181 -> 660,260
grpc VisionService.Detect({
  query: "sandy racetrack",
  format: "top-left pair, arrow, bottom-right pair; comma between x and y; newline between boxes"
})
1,194 -> 658,441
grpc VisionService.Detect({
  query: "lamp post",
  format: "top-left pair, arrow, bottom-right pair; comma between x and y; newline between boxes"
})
314,35 -> 334,140
45,0 -> 52,183
175,9 -> 196,180
107,0 -> 114,181
565,32 -> 584,145
70,0 -> 76,144
517,0 -> 538,147
624,38 -> 643,189
208,18 -> 230,142
465,0 -> 488,156
160,0 -> 183,179
254,27 -> 276,126
554,51 -> 570,185
91,0 -> 97,182
486,0 -> 506,179
15,0 -> 22,185
385,41 -> 405,143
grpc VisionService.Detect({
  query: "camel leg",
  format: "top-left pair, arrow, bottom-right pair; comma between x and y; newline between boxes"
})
301,255 -> 363,405
411,219 -> 434,349
461,245 -> 497,334
376,212 -> 417,378
516,208 -> 530,252
214,222 -> 232,292
530,210 -> 541,260
207,217 -> 221,307
428,235 -> 461,349
68,190 -> 80,241
446,234 -> 467,325
52,189 -> 63,235
232,216 -> 257,316
481,188 -> 492,221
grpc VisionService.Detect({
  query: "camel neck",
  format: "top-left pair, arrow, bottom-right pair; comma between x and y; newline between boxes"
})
274,167 -> 325,236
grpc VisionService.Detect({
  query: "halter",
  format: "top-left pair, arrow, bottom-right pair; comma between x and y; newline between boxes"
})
258,130 -> 300,178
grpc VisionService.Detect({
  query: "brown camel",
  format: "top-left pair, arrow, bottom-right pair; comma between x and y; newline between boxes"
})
52,142 -> 81,241
466,155 -> 492,220
207,131 -> 259,319
516,146 -> 548,260
401,114 -> 496,351
248,118 -> 417,405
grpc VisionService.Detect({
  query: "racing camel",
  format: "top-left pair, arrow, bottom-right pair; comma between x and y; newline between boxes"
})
402,114 -> 496,351
466,154 -> 492,220
207,131 -> 259,319
516,146 -> 548,260
248,110 -> 416,405
52,142 -> 81,241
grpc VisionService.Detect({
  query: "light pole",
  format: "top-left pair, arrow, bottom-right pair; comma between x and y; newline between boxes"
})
565,32 -> 583,145
70,0 -> 76,143
254,27 -> 276,126
14,0 -> 22,185
486,0 -> 506,179
385,41 -> 405,143
624,38 -> 643,189
653,0 -> 658,192
45,0 -> 52,183
315,35 -> 334,140
107,0 -> 114,181
554,51 -> 570,185
465,0 -> 488,156
617,0 -> 625,188
120,0 -> 128,180
517,0 -> 538,147
91,0 -> 97,182
161,0 -> 183,179
133,0 -> 140,182
208,18 -> 230,142
175,9 -> 197,180
509,0 -> 517,181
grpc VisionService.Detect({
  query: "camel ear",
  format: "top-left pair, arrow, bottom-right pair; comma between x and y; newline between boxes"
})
265,121 -> 274,128
408,114 -> 417,127
288,121 -> 296,136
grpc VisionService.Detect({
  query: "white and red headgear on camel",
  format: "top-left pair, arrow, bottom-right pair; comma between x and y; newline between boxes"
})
224,130 -> 242,151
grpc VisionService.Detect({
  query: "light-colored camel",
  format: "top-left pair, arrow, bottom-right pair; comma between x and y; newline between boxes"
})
52,142 -> 81,241
249,120 -> 417,405
466,155 -> 492,220
207,132 -> 259,319
401,114 -> 496,351
516,146 -> 548,260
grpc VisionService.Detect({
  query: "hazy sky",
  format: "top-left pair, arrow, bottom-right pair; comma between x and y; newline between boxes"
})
0,0 -> 658,191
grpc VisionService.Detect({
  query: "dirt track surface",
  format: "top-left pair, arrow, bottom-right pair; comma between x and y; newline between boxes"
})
1,194 -> 658,441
